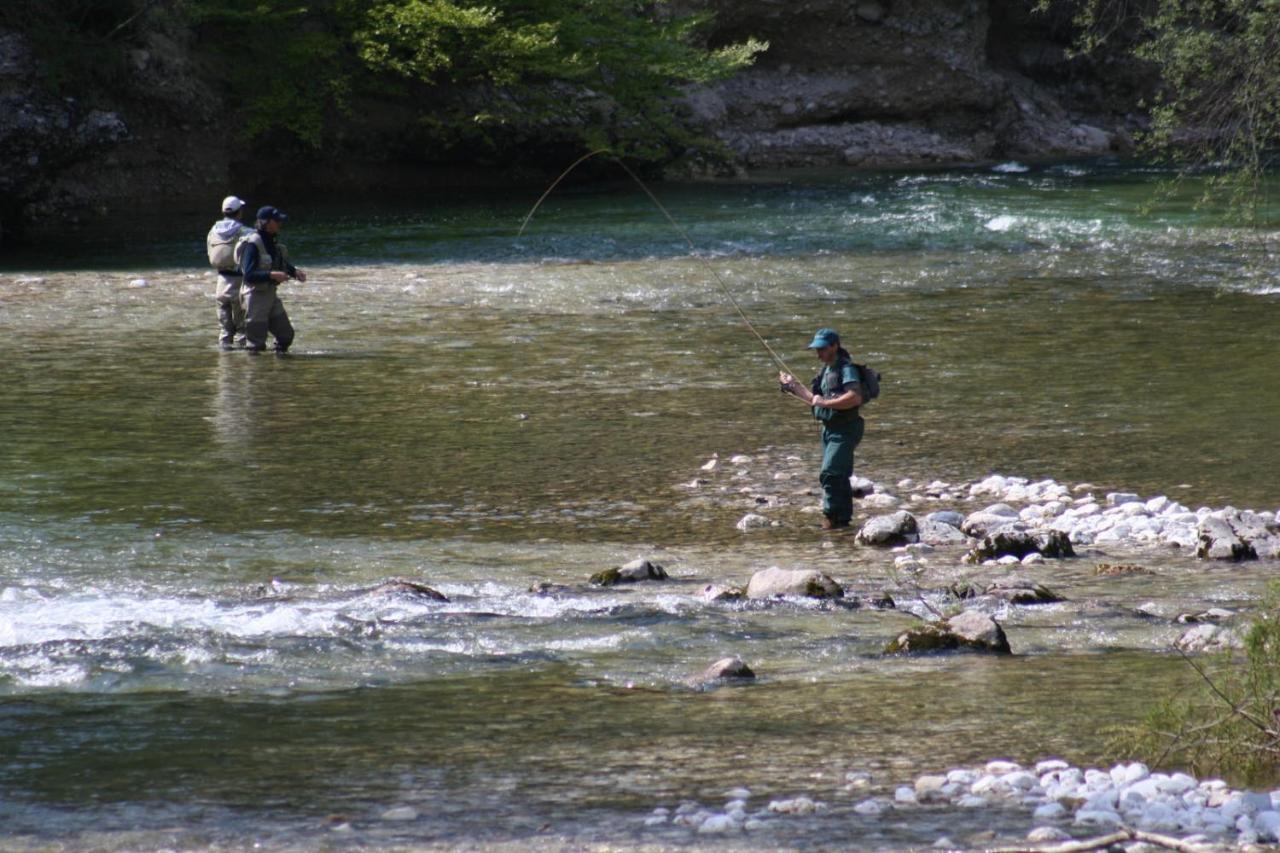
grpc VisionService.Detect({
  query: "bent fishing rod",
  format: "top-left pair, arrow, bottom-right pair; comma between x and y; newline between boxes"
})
517,149 -> 803,384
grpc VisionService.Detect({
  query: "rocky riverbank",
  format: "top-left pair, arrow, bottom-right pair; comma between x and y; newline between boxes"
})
639,757 -> 1280,848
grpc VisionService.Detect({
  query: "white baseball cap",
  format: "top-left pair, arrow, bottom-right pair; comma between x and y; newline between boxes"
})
221,195 -> 247,213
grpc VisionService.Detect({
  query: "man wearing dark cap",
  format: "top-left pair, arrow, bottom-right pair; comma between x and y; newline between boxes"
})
235,205 -> 307,354
779,328 -> 865,529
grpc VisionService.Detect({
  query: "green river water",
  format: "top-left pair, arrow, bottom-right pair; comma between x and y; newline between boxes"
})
1,161 -> 1278,848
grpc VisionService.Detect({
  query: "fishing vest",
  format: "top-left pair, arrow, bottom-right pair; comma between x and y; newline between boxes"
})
234,232 -> 285,280
811,356 -> 863,428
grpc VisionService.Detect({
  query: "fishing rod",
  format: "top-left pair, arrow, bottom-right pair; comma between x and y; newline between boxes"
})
517,149 -> 803,383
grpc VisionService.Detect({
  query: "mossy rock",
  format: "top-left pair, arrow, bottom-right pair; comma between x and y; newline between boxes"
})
589,559 -> 669,587
886,611 -> 1012,655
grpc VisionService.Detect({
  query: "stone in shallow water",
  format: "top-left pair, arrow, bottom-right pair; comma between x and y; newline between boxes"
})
855,511 -> 918,546
746,567 -> 843,600
701,657 -> 755,681
983,580 -> 1064,605
1197,516 -> 1255,561
590,558 -> 668,586
699,583 -> 746,602
886,611 -> 1012,655
918,517 -> 970,545
736,513 -> 772,531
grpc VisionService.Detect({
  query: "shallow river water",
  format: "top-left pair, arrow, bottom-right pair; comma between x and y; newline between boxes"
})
1,161 -> 1279,848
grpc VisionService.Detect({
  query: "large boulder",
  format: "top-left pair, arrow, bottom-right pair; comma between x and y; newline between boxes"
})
746,567 -> 843,600
590,558 -> 669,586
855,511 -> 919,547
886,610 -> 1012,655
1196,517 -> 1255,561
965,529 -> 1073,563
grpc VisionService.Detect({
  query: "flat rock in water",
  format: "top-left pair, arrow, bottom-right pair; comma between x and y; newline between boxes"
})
746,566 -> 843,600
983,580 -> 1064,605
590,558 -> 669,586
369,580 -> 449,602
855,511 -> 919,547
886,610 -> 1012,655
700,657 -> 755,681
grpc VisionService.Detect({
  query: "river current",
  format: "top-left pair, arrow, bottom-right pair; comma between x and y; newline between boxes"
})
1,161 -> 1278,848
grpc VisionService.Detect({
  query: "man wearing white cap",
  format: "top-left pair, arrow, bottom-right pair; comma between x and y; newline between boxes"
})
205,195 -> 254,349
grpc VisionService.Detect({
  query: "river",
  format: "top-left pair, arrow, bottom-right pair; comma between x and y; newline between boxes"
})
1,160 -> 1278,848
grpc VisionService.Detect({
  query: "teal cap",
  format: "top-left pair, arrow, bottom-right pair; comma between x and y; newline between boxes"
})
805,327 -> 840,349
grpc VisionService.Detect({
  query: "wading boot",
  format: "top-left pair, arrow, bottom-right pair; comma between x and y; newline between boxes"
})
820,516 -> 849,531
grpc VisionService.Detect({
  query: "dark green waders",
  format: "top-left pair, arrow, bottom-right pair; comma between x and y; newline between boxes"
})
819,417 -> 864,525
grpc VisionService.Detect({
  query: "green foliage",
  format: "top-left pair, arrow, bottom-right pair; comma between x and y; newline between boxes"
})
187,0 -> 364,149
181,0 -> 763,159
352,0 -> 766,158
1040,0 -> 1280,224
1111,584 -> 1280,785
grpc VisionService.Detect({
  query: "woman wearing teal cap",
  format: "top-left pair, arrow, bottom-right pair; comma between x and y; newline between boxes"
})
779,328 -> 865,529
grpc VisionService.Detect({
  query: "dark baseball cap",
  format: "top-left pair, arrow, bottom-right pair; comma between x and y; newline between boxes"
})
256,205 -> 288,223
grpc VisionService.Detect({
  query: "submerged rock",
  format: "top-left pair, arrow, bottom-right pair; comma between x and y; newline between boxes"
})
886,610 -> 1012,655
855,511 -> 919,547
529,581 -> 571,596
982,580 -> 1064,605
700,657 -> 755,681
590,558 -> 669,586
369,580 -> 448,602
746,566 -> 843,600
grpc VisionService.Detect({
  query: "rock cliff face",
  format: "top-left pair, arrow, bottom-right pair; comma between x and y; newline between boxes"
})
0,0 -> 1151,242
678,0 -> 1147,172
0,25 -> 227,242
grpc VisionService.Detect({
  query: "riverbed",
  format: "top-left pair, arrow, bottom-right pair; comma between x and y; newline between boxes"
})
1,161 -> 1278,849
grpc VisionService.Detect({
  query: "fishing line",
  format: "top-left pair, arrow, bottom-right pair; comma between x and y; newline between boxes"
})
517,149 -> 802,382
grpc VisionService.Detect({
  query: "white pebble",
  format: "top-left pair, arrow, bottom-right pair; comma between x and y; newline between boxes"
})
1036,759 -> 1070,774
128,278 -> 149,288
767,796 -> 820,815
957,795 -> 987,808
725,787 -> 751,800
729,455 -> 752,465
894,786 -> 917,804
1021,553 -> 1045,565
698,814 -> 737,834
381,806 -> 418,821
701,457 -> 718,471
643,815 -> 668,826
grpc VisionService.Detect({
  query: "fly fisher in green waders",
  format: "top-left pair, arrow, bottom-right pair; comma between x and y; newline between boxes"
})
779,328 -> 865,530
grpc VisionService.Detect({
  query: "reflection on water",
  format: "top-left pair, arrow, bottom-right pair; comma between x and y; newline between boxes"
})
0,163 -> 1278,846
